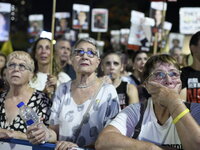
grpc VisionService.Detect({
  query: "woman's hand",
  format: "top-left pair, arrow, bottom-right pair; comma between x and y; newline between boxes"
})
44,75 -> 57,95
0,130 -> 13,139
145,81 -> 182,108
55,141 -> 78,150
26,123 -> 47,144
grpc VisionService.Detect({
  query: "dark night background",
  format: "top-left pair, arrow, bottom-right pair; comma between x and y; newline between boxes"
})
0,0 -> 200,51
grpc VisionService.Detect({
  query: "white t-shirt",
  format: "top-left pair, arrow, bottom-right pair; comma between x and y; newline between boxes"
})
109,98 -> 200,149
29,72 -> 71,91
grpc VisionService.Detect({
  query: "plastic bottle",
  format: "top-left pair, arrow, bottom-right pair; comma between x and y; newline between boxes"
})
17,101 -> 49,143
17,102 -> 39,126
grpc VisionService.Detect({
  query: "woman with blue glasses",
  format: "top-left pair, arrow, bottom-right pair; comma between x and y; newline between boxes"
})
27,37 -> 120,149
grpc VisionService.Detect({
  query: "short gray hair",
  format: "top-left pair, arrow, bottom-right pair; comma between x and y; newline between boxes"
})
73,37 -> 99,57
7,51 -> 35,72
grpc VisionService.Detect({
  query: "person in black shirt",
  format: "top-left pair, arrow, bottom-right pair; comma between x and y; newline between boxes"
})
181,31 -> 200,103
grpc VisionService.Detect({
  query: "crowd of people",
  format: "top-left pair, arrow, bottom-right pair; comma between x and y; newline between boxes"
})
0,31 -> 200,150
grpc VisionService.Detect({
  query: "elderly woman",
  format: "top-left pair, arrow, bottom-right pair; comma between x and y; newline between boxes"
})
29,37 -> 71,93
0,51 -> 51,140
26,37 -> 120,149
96,54 -> 200,150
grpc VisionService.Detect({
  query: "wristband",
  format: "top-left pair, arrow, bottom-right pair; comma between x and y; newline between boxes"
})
173,109 -> 189,124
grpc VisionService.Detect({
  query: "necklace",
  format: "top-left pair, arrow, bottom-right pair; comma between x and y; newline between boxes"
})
76,78 -> 97,88
77,84 -> 92,88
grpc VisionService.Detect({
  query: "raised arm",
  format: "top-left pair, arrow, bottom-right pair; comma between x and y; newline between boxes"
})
146,81 -> 200,150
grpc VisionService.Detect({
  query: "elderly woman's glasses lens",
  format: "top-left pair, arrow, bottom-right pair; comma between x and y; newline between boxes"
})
74,49 -> 98,58
7,63 -> 30,71
149,70 -> 180,80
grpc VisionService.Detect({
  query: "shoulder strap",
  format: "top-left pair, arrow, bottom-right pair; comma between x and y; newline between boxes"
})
184,102 -> 191,110
132,100 -> 148,139
73,80 -> 104,142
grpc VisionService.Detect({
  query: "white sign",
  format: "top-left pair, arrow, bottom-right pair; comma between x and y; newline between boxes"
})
0,2 -> 11,41
180,7 -> 200,34
72,4 -> 90,30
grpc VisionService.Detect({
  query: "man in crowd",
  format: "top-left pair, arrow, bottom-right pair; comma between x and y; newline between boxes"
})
55,38 -> 76,80
181,31 -> 200,103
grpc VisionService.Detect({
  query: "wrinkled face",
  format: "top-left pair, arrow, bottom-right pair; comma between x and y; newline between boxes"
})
0,56 -> 6,69
133,53 -> 148,72
102,54 -> 122,80
6,58 -> 33,86
56,41 -> 71,63
147,63 -> 181,92
72,41 -> 100,74
35,39 -> 51,65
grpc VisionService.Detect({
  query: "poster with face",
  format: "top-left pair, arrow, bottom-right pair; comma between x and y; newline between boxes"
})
28,14 -> 43,36
0,2 -> 11,42
180,8 -> 200,34
72,4 -> 90,30
120,28 -> 130,46
128,10 -> 155,51
149,2 -> 167,49
149,2 -> 167,29
55,12 -> 70,36
169,33 -> 185,53
91,8 -> 108,32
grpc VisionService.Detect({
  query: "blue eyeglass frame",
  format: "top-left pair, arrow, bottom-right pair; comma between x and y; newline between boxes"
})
73,49 -> 98,58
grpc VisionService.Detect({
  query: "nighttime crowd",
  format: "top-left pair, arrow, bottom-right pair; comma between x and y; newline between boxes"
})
0,1 -> 200,150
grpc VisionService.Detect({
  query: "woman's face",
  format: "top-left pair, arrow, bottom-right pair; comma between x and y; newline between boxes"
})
102,54 -> 122,80
35,39 -> 51,66
0,56 -> 6,69
147,62 -> 181,92
72,41 -> 100,74
133,53 -> 148,72
6,58 -> 33,86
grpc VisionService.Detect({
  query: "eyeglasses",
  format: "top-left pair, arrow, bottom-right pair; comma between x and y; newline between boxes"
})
7,63 -> 31,71
145,70 -> 180,82
73,49 -> 98,58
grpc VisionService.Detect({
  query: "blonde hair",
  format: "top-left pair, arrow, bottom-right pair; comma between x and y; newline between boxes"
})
7,51 -> 35,72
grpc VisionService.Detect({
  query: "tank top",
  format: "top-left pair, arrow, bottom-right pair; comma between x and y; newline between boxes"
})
116,81 -> 129,109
